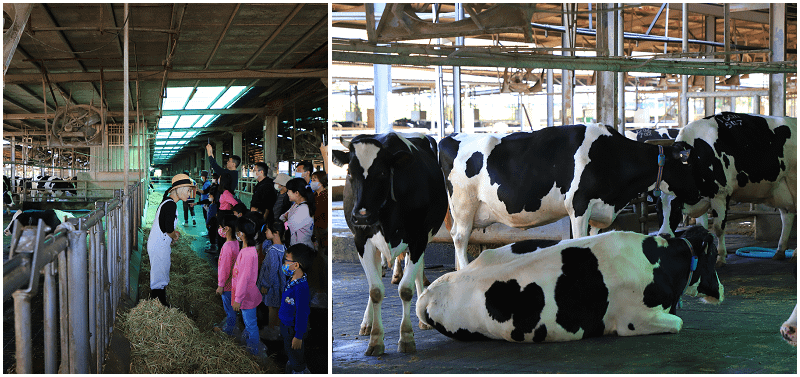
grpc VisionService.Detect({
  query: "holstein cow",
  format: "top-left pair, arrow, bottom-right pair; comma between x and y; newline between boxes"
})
439,124 -> 697,270
3,209 -> 76,236
332,132 -> 448,356
3,176 -> 14,213
780,304 -> 797,347
417,226 -> 723,343
660,113 -> 797,264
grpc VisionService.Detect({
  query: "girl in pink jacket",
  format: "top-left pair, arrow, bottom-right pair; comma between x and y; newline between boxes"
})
214,214 -> 240,336
231,216 -> 263,355
218,174 -> 238,211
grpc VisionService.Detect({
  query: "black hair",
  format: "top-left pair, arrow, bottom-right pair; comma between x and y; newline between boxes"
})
254,162 -> 268,175
200,170 -> 208,178
311,170 -> 328,189
212,172 -> 220,179
233,202 -> 248,215
286,177 -> 316,217
236,215 -> 258,247
244,211 -> 265,245
296,160 -> 313,173
230,155 -> 242,168
264,219 -> 286,244
219,214 -> 238,239
218,174 -> 233,196
286,243 -> 315,274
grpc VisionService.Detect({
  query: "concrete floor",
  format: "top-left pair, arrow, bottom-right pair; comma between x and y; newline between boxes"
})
332,233 -> 798,374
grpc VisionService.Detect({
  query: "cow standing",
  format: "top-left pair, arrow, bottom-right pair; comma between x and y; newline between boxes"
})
417,226 -> 723,343
439,124 -> 696,270
332,132 -> 448,356
3,176 -> 14,213
662,113 -> 796,264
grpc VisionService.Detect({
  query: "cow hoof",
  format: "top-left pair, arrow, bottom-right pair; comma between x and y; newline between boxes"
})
781,325 -> 797,347
419,320 -> 432,330
772,252 -> 787,261
398,340 -> 416,353
381,269 -> 386,278
364,344 -> 385,356
391,274 -> 402,285
359,325 -> 372,336
423,277 -> 431,286
715,256 -> 727,267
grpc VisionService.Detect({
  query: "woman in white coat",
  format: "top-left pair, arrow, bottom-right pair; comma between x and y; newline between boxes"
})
148,173 -> 196,306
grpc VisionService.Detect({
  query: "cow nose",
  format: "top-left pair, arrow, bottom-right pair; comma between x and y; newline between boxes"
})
352,208 -> 372,224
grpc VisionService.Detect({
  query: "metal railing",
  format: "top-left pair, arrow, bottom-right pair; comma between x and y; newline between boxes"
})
3,180 -> 144,373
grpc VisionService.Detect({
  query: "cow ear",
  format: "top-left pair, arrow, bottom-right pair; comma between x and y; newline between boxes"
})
339,136 -> 352,150
671,142 -> 692,164
332,150 -> 349,167
391,149 -> 414,168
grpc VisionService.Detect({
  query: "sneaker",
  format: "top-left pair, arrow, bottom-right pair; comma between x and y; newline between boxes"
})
291,368 -> 311,374
193,219 -> 196,226
184,221 -> 189,226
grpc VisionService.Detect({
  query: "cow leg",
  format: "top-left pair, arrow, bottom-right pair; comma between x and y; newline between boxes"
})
772,210 -> 795,260
358,239 -> 386,356
392,253 -> 405,284
780,305 -> 797,347
709,201 -> 728,266
450,207 -> 475,270
621,310 -> 683,336
570,214 -> 591,238
397,254 -> 424,353
414,254 -> 432,330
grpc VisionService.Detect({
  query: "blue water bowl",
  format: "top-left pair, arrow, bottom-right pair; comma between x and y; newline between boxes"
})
735,247 -> 795,259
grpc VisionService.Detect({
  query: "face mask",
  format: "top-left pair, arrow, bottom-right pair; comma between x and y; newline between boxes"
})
236,234 -> 242,242
294,171 -> 304,178
274,183 -> 281,191
282,263 -> 295,277
218,228 -> 226,238
310,181 -> 321,192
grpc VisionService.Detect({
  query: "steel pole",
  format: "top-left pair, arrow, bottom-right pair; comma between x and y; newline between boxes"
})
13,291 -> 32,374
68,227 -> 90,373
124,3 -> 130,196
43,263 -> 58,373
453,3 -> 464,133
704,16 -> 716,116
680,3 -> 689,126
769,3 -> 786,116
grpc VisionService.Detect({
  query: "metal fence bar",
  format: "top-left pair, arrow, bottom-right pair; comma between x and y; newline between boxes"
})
67,226 -> 90,373
13,291 -> 32,373
43,262 -> 57,374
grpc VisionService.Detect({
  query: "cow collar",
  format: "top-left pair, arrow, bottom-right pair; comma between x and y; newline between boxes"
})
653,145 -> 666,196
679,238 -> 699,306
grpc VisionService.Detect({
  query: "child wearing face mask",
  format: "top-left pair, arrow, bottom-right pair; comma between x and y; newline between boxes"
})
214,214 -> 240,336
231,216 -> 265,356
257,220 -> 287,340
280,243 -> 314,374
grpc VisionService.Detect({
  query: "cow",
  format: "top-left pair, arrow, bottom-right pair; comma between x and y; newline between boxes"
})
3,209 -> 76,236
332,132 -> 448,356
439,124 -> 697,270
781,304 -> 797,347
43,176 -> 77,197
660,113 -> 797,264
3,176 -> 14,213
416,226 -> 723,343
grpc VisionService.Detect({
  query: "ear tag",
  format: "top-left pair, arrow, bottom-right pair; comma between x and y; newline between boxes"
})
690,256 -> 698,271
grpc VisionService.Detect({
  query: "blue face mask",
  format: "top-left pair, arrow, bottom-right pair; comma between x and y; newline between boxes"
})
294,171 -> 304,178
282,264 -> 294,277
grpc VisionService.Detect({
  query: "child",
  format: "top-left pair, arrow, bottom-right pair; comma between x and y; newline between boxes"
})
231,216 -> 264,356
257,220 -> 287,340
279,243 -> 313,374
214,214 -> 240,335
280,178 -> 315,248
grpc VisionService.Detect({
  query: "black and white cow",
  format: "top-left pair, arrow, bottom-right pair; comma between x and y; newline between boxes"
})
781,304 -> 797,347
417,226 -> 723,343
332,132 -> 448,356
439,124 -> 697,270
661,113 -> 796,264
3,209 -> 76,236
3,176 -> 14,213
44,176 -> 77,197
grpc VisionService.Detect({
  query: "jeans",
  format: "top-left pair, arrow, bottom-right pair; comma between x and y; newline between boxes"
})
241,307 -> 260,354
281,323 -> 306,372
220,291 -> 237,335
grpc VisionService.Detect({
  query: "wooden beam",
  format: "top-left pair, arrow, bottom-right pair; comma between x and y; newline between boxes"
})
4,69 -> 328,84
4,107 -> 268,120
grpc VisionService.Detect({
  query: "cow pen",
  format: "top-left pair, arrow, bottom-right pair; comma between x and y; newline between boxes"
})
3,181 -> 145,373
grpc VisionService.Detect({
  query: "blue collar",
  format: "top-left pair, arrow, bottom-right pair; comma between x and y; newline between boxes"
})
678,238 -> 699,308
285,274 -> 307,291
654,145 -> 666,196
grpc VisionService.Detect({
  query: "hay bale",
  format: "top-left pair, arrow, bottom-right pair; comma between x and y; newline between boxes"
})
121,299 -> 273,373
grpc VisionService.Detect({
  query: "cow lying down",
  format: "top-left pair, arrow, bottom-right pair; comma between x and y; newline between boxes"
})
417,226 -> 723,343
780,304 -> 797,347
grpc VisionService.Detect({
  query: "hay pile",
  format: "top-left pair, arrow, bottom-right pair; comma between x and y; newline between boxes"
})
121,299 -> 271,373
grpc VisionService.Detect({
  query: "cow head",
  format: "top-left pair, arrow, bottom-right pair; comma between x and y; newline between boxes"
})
677,226 -> 724,304
332,133 -> 414,227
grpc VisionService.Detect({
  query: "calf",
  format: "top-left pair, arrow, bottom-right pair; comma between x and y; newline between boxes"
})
780,304 -> 797,347
417,226 -> 723,343
43,176 -> 77,197
3,175 -> 13,213
439,125 -> 696,270
332,132 -> 448,356
661,113 -> 796,264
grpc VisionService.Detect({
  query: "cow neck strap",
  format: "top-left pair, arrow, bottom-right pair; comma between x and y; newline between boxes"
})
654,145 -> 666,196
679,238 -> 699,301
390,168 -> 396,202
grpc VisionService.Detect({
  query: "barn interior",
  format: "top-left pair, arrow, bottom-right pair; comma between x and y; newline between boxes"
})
3,3 -> 328,373
331,3 -> 797,373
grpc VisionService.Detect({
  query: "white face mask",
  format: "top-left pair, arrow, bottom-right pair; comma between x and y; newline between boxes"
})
274,183 -> 281,191
310,181 -> 321,192
294,171 -> 304,178
236,234 -> 242,242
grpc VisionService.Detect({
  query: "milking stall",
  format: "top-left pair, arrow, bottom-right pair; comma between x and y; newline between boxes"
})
331,3 -> 798,373
3,3 -> 328,373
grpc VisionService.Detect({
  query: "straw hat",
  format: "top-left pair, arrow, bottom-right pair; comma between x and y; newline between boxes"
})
169,173 -> 195,193
274,173 -> 291,187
